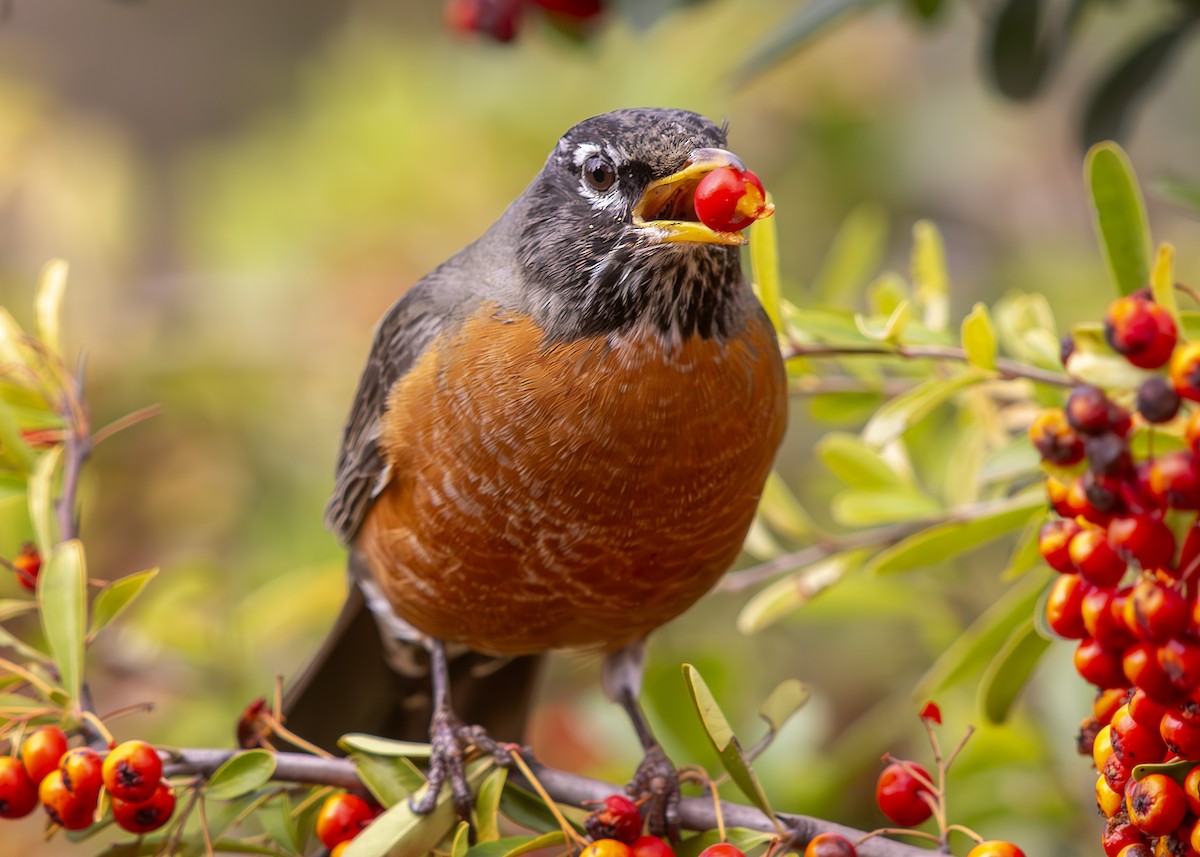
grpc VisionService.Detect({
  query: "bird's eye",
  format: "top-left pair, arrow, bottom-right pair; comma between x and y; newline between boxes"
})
582,156 -> 616,192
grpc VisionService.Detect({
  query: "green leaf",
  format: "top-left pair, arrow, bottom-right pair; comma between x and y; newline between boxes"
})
260,795 -> 300,853
344,759 -> 494,857
978,618 -> 1051,723
0,599 -> 38,621
861,371 -> 988,447
1131,759 -> 1194,785
88,568 -> 158,639
961,302 -> 998,370
475,766 -> 507,843
831,488 -> 942,526
466,833 -> 568,857
0,399 -> 34,472
749,198 -> 782,332
27,446 -> 62,557
986,0 -> 1049,99
914,571 -> 1048,699
758,678 -> 809,734
1082,20 -> 1197,147
339,733 -> 432,758
1150,242 -> 1179,322
351,752 -> 420,807
737,553 -> 859,634
907,0 -> 945,20
681,664 -> 777,825
1067,325 -> 1153,388
816,432 -> 908,490
911,220 -> 949,331
866,495 -> 1044,575
758,472 -> 816,541
1086,141 -> 1152,295
732,0 -> 879,86
498,783 -> 578,834
854,300 -> 911,343
38,539 -> 86,707
811,202 -> 889,304
1154,177 -> 1200,213
452,821 -> 471,857
35,259 -> 68,358
0,624 -> 52,665
1001,507 -> 1050,580
205,750 -> 277,800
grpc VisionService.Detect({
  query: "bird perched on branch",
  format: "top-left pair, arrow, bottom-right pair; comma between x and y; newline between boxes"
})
284,107 -> 786,836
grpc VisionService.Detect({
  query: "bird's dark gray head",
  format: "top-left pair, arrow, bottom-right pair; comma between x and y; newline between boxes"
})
514,108 -> 758,345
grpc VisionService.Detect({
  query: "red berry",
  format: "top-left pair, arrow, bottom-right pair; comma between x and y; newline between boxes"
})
1146,451 -> 1200,510
629,835 -> 676,857
582,842 -> 634,857
804,832 -> 858,857
1126,577 -> 1189,642
527,0 -> 603,18
1106,295 -> 1178,369
585,794 -> 643,844
0,756 -> 38,819
1076,638 -> 1128,689
1096,687 -> 1131,724
1184,764 -> 1200,815
1160,707 -> 1200,756
39,768 -> 96,830
1123,643 -> 1183,704
1158,638 -> 1200,691
693,168 -> 772,233
11,542 -> 40,591
20,725 -> 68,785
112,780 -> 176,834
316,793 -> 375,848
59,747 -> 103,803
1045,574 -> 1088,639
1103,814 -> 1148,856
1126,773 -> 1187,836
1104,754 -> 1133,795
102,740 -> 163,803
1114,845 -> 1153,857
1040,519 -> 1081,573
1030,408 -> 1086,466
1071,529 -> 1128,587
1109,516 -> 1176,571
1111,704 -> 1168,765
874,761 -> 933,827
1128,689 -> 1167,729
1083,587 -> 1135,652
1171,342 -> 1200,402
696,846 -> 746,857
966,841 -> 1026,857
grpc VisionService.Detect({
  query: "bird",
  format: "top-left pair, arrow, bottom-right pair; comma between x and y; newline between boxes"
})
283,107 -> 787,836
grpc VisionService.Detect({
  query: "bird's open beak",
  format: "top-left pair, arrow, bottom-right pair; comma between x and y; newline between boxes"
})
632,148 -> 768,246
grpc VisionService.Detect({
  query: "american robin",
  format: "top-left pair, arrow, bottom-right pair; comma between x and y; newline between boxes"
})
284,107 -> 787,834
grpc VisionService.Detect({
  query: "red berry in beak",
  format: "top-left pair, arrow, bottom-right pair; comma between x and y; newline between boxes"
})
693,168 -> 772,233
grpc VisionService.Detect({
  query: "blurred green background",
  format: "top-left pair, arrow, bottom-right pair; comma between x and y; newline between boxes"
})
1,0 -> 1199,853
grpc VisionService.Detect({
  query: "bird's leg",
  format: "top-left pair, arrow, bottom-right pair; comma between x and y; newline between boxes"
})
602,641 -> 681,840
409,638 -> 512,821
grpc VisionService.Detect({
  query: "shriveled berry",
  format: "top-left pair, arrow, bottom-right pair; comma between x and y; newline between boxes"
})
1086,433 -> 1134,476
693,168 -> 772,233
0,756 -> 38,819
112,780 -> 176,833
11,542 -> 40,592
102,740 -> 163,803
1030,408 -> 1086,466
1126,773 -> 1186,836
1103,813 -> 1148,856
1106,295 -> 1178,369
874,761 -> 933,827
1137,376 -> 1182,423
966,840 -> 1026,857
585,794 -> 643,844
39,768 -> 96,830
236,697 -> 271,749
316,793 -> 375,848
59,747 -> 103,803
20,725 -> 68,785
1171,342 -> 1200,403
629,835 -> 676,857
804,832 -> 858,857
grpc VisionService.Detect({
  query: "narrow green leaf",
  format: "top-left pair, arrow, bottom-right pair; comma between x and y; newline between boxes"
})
682,664 -> 777,824
0,625 -> 53,665
1001,507 -> 1050,580
758,472 -> 815,541
0,599 -> 38,621
0,692 -> 56,713
732,0 -> 878,86
259,795 -> 300,853
961,302 -> 998,370
1150,242 -> 1179,322
27,446 -> 62,557
205,750 -> 277,800
452,821 -> 471,857
979,618 -> 1051,723
811,202 -> 889,303
1154,177 -> 1200,212
1131,759 -> 1194,785
351,752 -> 418,807
466,833 -> 569,857
475,766 -> 507,843
35,260 -> 68,358
816,432 -> 908,490
862,371 -> 988,447
854,300 -> 911,343
501,831 -> 567,857
759,679 -> 809,734
914,571 -> 1048,699
749,198 -> 782,332
498,783 -> 579,834
88,568 -> 158,639
867,495 -> 1044,575
736,554 -> 857,634
911,220 -> 949,331
344,759 -> 494,857
38,539 -> 86,706
339,733 -> 432,758
1086,141 -> 1152,295
831,488 -> 942,526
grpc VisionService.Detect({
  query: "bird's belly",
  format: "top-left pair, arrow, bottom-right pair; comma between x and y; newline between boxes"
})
357,304 -> 787,655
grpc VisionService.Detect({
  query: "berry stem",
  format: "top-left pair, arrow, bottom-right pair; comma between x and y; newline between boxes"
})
507,747 -> 589,850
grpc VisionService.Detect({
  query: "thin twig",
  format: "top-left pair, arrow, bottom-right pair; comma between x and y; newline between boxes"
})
91,404 -> 163,446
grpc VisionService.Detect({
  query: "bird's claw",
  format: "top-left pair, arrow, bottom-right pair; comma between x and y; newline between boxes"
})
625,743 -> 681,840
408,708 -> 511,821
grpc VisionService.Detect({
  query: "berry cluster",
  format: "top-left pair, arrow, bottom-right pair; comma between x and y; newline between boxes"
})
444,0 -> 602,42
316,792 -> 380,854
0,727 -> 174,834
1032,291 -> 1200,853
581,795 -> 676,857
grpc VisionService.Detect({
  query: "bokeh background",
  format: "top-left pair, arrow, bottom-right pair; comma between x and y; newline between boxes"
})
1,0 -> 1199,853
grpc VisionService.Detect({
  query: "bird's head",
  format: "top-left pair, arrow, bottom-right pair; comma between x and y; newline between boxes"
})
514,108 -> 769,343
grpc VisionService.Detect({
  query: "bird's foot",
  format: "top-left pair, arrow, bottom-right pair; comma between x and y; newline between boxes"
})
409,707 -> 513,821
625,743 -> 681,840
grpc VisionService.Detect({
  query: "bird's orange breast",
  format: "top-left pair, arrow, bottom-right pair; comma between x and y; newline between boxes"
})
356,302 -> 787,655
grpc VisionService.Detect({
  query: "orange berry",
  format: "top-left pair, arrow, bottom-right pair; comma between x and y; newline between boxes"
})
582,840 -> 635,857
966,840 -> 1027,857
102,740 -> 163,803
316,793 -> 375,848
20,725 -> 68,785
38,768 -> 96,830
112,780 -> 176,833
804,832 -> 858,856
1126,773 -> 1187,836
59,747 -> 103,803
0,756 -> 38,819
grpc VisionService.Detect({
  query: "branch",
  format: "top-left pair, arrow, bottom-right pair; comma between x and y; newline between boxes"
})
160,748 -> 937,856
783,340 -> 1074,389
